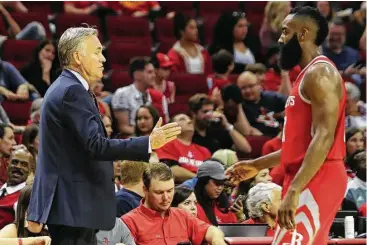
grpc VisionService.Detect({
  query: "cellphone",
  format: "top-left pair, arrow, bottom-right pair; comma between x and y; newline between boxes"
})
234,194 -> 246,204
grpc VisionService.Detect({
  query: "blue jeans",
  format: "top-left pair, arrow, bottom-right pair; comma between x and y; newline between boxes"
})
16,21 -> 46,41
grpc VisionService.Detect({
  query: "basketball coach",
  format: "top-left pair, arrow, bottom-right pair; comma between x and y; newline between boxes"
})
26,26 -> 181,245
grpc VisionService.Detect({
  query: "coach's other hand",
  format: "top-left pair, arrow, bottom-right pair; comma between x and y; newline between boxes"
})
150,117 -> 181,150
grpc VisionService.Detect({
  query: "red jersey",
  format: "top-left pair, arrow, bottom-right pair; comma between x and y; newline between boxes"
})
207,74 -> 230,95
281,55 -> 346,175
196,203 -> 237,225
155,139 -> 211,173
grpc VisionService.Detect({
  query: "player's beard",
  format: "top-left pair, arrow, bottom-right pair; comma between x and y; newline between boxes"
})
279,34 -> 302,70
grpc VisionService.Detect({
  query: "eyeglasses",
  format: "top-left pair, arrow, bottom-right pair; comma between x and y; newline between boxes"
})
232,11 -> 246,18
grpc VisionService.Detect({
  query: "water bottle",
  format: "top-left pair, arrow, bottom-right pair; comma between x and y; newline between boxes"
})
344,216 -> 355,238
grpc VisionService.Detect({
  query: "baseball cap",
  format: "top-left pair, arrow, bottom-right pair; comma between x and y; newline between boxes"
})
197,159 -> 226,181
156,53 -> 174,68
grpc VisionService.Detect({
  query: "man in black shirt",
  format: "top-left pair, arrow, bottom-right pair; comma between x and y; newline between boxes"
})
189,93 -> 251,154
237,71 -> 286,137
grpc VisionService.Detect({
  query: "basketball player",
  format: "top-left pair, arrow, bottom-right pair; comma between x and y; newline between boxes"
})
226,7 -> 347,245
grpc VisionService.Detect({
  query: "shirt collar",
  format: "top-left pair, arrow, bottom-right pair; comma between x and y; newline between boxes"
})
131,83 -> 152,102
0,182 -> 26,195
138,198 -> 171,218
67,69 -> 89,91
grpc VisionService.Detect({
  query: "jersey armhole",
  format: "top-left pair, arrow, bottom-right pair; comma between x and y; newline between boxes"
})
298,60 -> 339,105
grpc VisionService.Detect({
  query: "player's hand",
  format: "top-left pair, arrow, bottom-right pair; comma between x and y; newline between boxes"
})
150,117 -> 181,150
278,190 -> 299,230
225,160 -> 259,186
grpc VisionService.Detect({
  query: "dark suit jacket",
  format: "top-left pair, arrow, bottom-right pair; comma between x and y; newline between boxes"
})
28,70 -> 150,230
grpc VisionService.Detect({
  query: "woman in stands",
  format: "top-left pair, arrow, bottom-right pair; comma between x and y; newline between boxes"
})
194,159 -> 244,225
135,105 -> 160,137
171,186 -> 198,217
21,40 -> 59,97
259,1 -> 292,50
209,11 -> 260,74
345,128 -> 365,179
168,13 -> 211,74
0,185 -> 50,243
244,182 -> 282,236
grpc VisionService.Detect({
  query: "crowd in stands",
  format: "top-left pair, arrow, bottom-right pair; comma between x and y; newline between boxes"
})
0,1 -> 365,245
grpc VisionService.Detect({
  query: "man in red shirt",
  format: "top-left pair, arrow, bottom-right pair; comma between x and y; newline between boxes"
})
155,113 -> 211,183
0,124 -> 16,186
226,7 -> 347,245
122,162 -> 226,245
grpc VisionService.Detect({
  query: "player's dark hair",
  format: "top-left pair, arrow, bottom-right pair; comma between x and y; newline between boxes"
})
290,6 -> 329,46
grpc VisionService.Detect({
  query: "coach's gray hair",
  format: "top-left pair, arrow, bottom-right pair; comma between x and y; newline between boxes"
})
345,82 -> 361,101
246,182 -> 282,219
58,27 -> 98,68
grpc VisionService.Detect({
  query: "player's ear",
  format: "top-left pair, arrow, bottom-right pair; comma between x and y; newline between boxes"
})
299,28 -> 308,42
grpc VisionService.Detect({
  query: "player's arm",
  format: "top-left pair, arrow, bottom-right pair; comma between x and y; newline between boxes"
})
287,63 -> 342,197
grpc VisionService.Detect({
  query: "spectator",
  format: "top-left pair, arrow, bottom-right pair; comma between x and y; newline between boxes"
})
152,53 -> 176,104
135,105 -> 159,137
346,2 -> 366,51
116,161 -> 148,217
155,113 -> 211,183
96,218 -> 135,245
322,19 -> 360,71
209,12 -> 259,74
232,168 -> 273,201
345,150 -> 366,209
113,160 -> 123,192
28,98 -> 42,125
0,237 -> 50,245
63,1 -> 109,15
122,163 -> 226,245
1,1 -> 28,13
88,81 -> 112,117
21,124 -> 39,175
102,115 -> 113,138
0,124 -> 16,186
0,106 -> 24,134
0,185 -> 48,238
0,3 -> 46,48
180,149 -> 239,190
259,1 -> 292,50
195,160 -> 243,225
112,57 -> 168,136
20,40 -> 59,97
207,50 -> 234,96
346,128 -> 365,158
168,13 -> 211,74
245,63 -> 267,86
0,59 -> 37,102
171,186 -> 197,217
189,93 -> 251,154
244,182 -> 282,236
109,1 -> 163,18
0,148 -> 31,229
316,1 -> 335,23
345,82 -> 366,130
213,84 -> 262,136
237,71 -> 286,137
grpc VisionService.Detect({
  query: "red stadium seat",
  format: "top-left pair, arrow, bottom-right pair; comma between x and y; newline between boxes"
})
245,135 -> 272,159
23,1 -> 52,14
244,1 -> 267,14
168,103 -> 189,116
170,74 -> 208,95
109,70 -> 133,92
1,40 -> 40,69
0,17 -> 7,36
107,42 -> 152,70
55,14 -> 101,39
159,2 -> 195,16
2,100 -> 32,125
11,12 -> 52,38
198,2 -> 240,18
155,18 -> 174,40
106,16 -> 151,46
246,13 -> 264,36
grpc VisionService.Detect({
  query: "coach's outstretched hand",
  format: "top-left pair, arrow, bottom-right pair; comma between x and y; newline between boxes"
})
150,117 -> 181,150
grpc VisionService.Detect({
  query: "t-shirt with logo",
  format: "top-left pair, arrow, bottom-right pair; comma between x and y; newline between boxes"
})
155,139 -> 211,173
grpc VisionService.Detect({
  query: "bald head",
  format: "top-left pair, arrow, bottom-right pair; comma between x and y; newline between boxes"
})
237,72 -> 261,102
